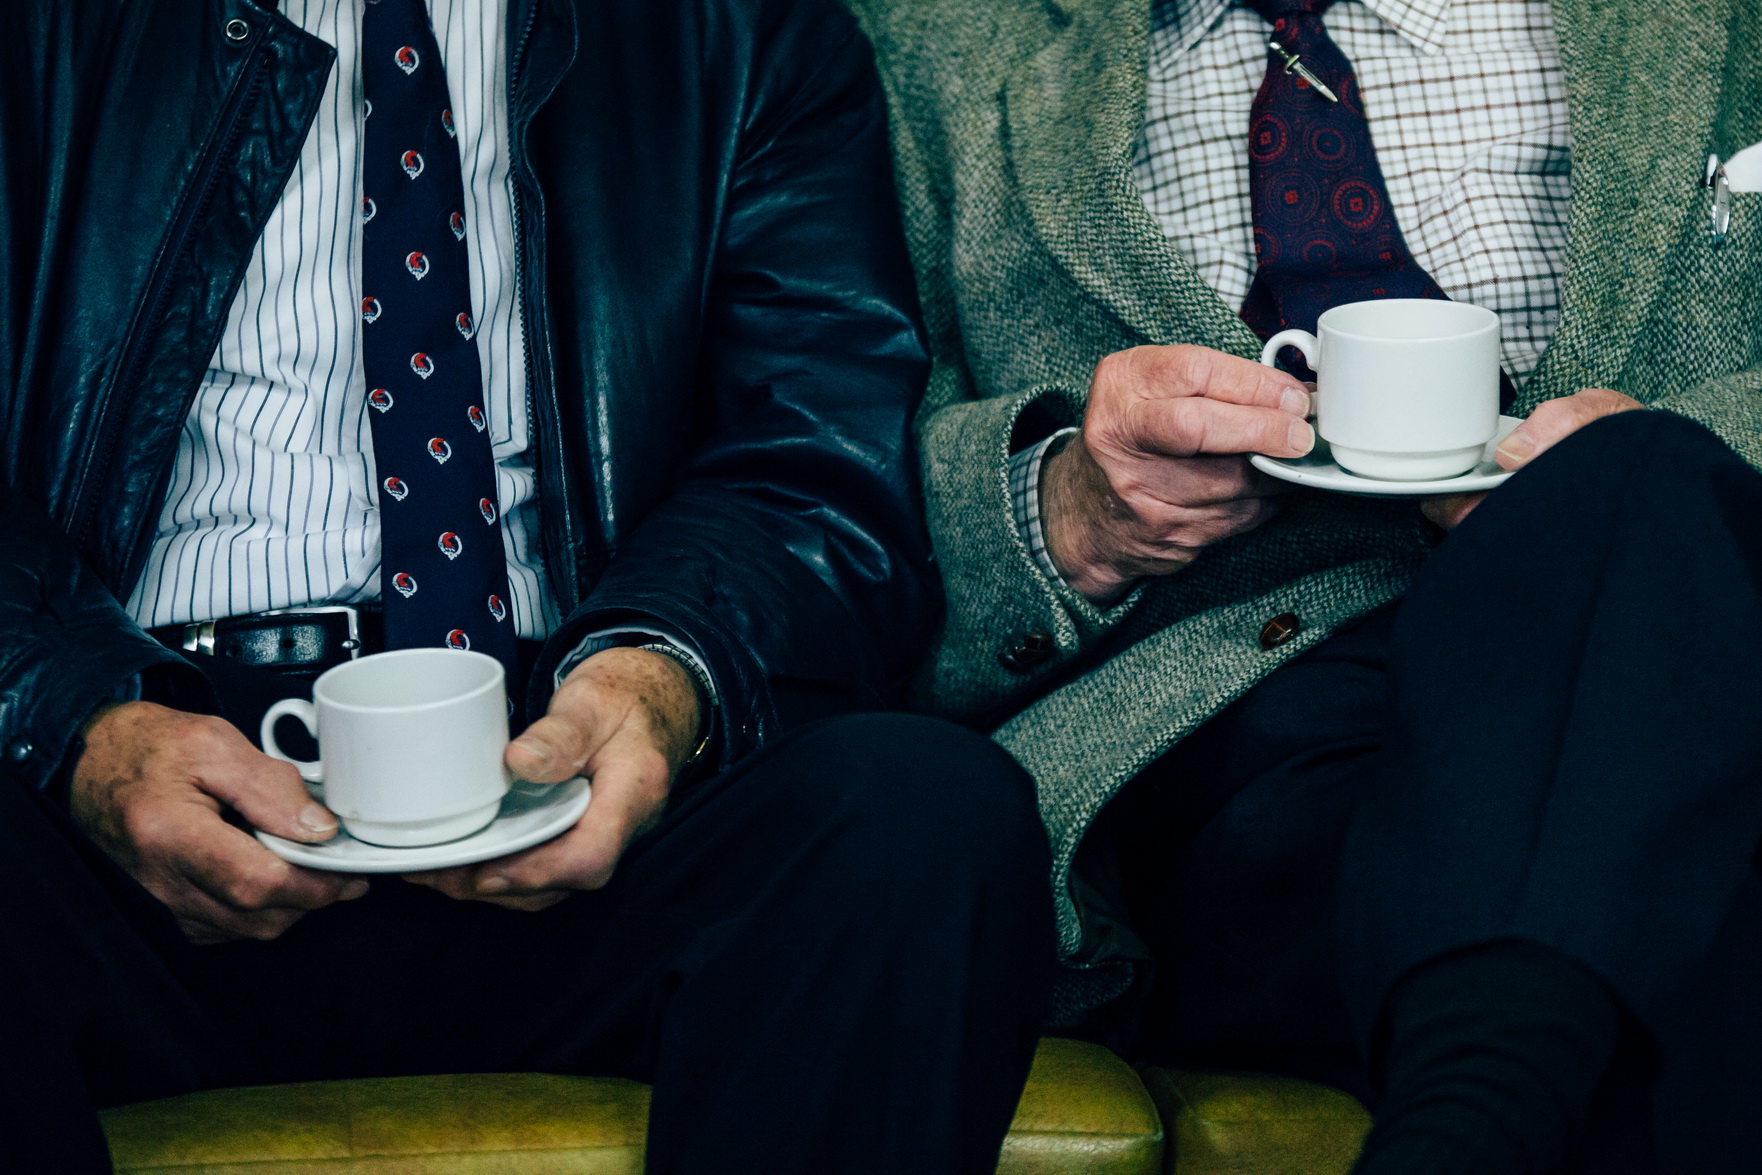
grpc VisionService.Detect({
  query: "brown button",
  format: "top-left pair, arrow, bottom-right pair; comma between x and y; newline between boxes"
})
1259,612 -> 1300,650
998,631 -> 1056,673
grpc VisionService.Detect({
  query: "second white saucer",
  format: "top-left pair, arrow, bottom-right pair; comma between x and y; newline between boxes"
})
1251,415 -> 1521,497
258,776 -> 591,874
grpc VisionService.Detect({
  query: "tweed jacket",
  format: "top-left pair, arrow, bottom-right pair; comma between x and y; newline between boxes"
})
849,0 -> 1762,1008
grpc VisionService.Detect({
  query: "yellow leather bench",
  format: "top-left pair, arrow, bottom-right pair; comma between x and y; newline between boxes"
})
100,1038 -> 1369,1174
1141,1068 -> 1371,1175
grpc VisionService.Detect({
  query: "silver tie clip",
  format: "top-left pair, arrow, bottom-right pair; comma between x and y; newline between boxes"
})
1703,153 -> 1731,247
1269,40 -> 1339,103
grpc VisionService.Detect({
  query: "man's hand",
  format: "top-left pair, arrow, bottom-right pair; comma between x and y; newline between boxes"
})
403,646 -> 702,911
70,701 -> 368,944
1421,388 -> 1645,530
1040,344 -> 1314,606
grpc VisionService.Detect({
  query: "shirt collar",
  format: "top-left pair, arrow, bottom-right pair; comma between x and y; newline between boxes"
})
1152,0 -> 1451,62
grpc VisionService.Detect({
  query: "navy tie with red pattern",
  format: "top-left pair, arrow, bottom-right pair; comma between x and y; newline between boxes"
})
361,0 -> 516,672
1238,0 -> 1513,406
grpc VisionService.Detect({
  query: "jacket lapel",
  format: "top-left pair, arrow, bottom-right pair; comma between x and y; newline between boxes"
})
1522,0 -> 1728,404
1000,0 -> 1262,356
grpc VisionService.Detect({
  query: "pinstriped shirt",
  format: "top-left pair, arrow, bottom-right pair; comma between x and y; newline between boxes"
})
125,0 -> 559,639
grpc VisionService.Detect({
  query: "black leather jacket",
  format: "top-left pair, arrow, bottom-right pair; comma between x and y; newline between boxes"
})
0,0 -> 935,790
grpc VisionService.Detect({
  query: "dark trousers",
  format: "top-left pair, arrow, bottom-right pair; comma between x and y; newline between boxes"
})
1111,410 -> 1762,1172
2,702 -> 1054,1173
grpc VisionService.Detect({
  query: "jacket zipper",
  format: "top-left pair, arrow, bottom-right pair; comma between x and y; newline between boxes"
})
70,46 -> 270,552
508,0 -> 582,612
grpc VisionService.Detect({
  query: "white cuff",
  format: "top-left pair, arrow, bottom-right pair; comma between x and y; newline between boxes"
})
1007,427 -> 1080,589
553,626 -> 719,710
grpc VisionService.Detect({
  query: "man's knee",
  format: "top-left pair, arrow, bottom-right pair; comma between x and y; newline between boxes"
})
1489,408 -> 1758,541
763,713 -> 1050,881
1550,407 -> 1740,478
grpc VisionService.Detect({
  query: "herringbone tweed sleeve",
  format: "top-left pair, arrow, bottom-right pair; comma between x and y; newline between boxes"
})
872,41 -> 1147,725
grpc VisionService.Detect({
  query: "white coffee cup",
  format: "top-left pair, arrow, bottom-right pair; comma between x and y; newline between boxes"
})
261,648 -> 511,848
1259,299 -> 1502,481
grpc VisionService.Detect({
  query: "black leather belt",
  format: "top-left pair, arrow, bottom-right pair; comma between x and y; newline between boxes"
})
149,605 -> 384,679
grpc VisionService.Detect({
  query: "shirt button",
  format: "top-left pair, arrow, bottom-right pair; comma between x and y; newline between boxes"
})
1259,612 -> 1301,650
6,738 -> 33,763
998,632 -> 1055,673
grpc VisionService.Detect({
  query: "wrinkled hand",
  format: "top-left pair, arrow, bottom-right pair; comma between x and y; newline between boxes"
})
403,646 -> 702,911
1041,344 -> 1314,606
70,701 -> 368,944
1422,388 -> 1645,530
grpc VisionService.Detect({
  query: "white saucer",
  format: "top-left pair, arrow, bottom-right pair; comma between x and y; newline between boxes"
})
1251,415 -> 1521,497
257,777 -> 591,874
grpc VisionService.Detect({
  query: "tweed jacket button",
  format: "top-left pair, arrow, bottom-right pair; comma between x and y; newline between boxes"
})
998,631 -> 1055,672
1259,612 -> 1300,650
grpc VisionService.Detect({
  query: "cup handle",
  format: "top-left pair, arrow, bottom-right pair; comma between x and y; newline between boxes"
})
1259,329 -> 1321,417
261,699 -> 324,783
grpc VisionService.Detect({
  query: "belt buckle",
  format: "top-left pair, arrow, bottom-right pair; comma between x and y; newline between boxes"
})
181,619 -> 219,656
181,605 -> 365,660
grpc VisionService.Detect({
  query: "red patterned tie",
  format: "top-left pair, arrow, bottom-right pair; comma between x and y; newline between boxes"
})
1238,0 -> 1513,406
361,0 -> 517,672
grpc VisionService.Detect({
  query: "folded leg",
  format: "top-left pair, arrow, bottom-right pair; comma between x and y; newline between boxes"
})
1122,411 -> 1762,1171
1343,409 -> 1762,1171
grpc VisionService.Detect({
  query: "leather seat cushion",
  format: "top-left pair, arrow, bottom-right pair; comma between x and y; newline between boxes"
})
1138,1068 -> 1371,1175
100,1038 -> 1164,1174
998,1038 -> 1163,1174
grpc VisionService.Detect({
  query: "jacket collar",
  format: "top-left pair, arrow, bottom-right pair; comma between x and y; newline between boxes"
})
1001,0 -> 1261,357
1151,0 -> 1449,63
1005,0 -> 1729,390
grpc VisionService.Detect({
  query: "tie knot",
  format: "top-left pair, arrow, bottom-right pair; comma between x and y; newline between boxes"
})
1240,0 -> 1334,23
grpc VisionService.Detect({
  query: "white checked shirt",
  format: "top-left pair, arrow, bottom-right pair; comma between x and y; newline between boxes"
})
1012,0 -> 1572,585
1137,0 -> 1572,378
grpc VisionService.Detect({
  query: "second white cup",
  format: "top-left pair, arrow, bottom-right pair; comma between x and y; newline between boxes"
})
261,648 -> 511,848
1260,299 -> 1502,481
